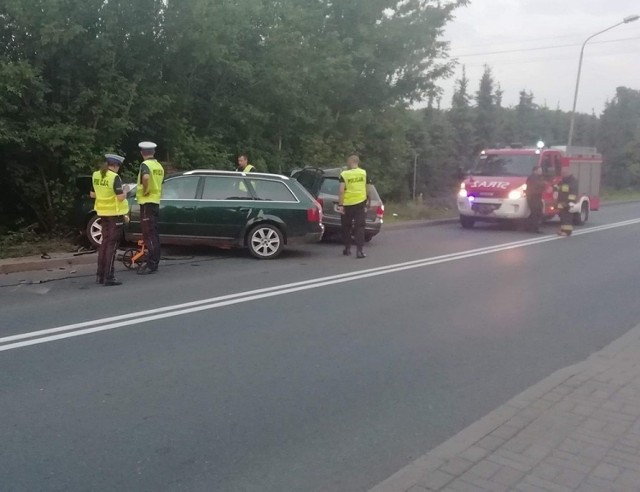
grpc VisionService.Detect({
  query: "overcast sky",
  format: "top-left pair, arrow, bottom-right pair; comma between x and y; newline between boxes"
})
438,0 -> 640,114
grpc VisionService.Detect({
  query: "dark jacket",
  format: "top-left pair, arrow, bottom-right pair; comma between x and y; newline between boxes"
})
526,174 -> 545,199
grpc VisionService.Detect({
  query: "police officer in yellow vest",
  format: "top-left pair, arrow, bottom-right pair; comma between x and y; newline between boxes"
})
237,154 -> 256,173
91,154 -> 127,286
136,141 -> 164,274
338,155 -> 371,259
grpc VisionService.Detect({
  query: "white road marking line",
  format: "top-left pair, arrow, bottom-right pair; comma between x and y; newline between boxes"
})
0,234 -> 559,344
2,217 -> 640,352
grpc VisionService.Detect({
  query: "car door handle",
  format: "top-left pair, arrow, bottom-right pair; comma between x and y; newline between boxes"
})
238,208 -> 251,213
183,206 -> 196,211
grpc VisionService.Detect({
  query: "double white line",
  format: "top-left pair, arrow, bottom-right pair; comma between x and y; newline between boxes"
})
2,218 -> 640,353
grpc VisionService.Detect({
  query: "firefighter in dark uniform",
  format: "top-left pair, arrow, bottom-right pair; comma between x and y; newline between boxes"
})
136,141 -> 164,274
91,154 -> 127,286
526,165 -> 545,233
557,167 -> 578,237
237,154 -> 256,172
338,155 -> 371,259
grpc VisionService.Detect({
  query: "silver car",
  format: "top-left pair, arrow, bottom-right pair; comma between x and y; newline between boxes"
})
292,167 -> 384,242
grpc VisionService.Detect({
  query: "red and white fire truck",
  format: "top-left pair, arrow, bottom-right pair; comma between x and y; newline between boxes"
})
457,143 -> 603,229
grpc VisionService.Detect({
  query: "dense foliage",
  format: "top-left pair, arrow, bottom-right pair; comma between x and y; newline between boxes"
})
0,1 -> 638,235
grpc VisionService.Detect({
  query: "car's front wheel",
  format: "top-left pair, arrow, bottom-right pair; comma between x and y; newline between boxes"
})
86,215 -> 102,248
248,224 -> 284,259
460,215 -> 475,229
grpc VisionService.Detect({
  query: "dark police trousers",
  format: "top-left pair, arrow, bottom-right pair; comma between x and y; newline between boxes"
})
97,216 -> 123,282
141,203 -> 161,270
526,195 -> 543,231
342,201 -> 366,252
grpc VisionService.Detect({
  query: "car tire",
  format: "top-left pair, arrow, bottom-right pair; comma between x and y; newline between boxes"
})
247,224 -> 284,259
86,215 -> 102,248
460,215 -> 475,229
573,203 -> 589,226
365,234 -> 374,243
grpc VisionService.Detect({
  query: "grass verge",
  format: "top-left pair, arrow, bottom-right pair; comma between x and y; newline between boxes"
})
601,188 -> 640,202
0,230 -> 76,260
384,199 -> 457,223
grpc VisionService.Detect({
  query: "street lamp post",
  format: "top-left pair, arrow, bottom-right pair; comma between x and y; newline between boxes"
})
412,151 -> 418,201
567,14 -> 639,147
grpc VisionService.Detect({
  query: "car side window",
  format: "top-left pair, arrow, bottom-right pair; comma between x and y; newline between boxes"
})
554,155 -> 562,176
202,177 -> 252,200
250,179 -> 297,202
162,177 -> 200,200
541,155 -> 555,178
319,178 -> 340,196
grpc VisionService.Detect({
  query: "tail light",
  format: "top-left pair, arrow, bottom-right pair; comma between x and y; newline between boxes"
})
376,204 -> 385,220
307,201 -> 322,222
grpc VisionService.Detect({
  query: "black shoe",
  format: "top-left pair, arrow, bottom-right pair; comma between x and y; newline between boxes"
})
103,279 -> 122,286
356,251 -> 366,259
343,248 -> 352,256
96,276 -> 104,284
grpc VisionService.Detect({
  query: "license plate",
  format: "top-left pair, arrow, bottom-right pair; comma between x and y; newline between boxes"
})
475,204 -> 495,215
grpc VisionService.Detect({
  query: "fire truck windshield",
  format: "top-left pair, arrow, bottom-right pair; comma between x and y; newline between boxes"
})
471,154 -> 539,177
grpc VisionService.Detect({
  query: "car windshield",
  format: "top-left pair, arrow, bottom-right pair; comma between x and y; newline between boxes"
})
471,154 -> 538,177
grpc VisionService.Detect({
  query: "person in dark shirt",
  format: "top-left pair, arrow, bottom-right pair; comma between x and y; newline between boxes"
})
525,166 -> 545,233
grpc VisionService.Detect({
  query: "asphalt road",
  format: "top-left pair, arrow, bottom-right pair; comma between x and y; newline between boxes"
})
2,204 -> 640,492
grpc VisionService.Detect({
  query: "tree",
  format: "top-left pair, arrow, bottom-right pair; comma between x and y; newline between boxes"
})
448,67 -> 475,167
475,65 -> 496,150
599,87 -> 640,187
514,90 -> 537,144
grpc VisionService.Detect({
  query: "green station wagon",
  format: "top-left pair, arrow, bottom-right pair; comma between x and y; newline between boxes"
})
125,170 -> 324,259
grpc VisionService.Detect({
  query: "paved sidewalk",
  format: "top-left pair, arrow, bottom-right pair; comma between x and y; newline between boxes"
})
371,323 -> 640,492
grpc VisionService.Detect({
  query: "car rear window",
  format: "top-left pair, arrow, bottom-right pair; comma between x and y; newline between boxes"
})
293,170 -> 318,193
319,177 -> 340,196
250,179 -> 297,202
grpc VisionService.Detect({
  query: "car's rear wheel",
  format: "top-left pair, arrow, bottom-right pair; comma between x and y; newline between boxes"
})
365,233 -> 374,242
86,215 -> 102,248
248,224 -> 284,259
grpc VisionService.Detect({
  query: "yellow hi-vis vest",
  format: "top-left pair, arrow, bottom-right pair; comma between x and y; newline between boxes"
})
340,168 -> 368,206
137,159 -> 164,204
93,170 -> 125,216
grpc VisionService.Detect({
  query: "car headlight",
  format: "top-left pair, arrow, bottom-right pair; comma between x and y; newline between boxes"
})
508,190 -> 523,200
508,184 -> 527,200
459,189 -> 468,198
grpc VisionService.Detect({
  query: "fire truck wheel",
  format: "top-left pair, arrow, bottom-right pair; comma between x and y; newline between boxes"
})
573,203 -> 589,226
460,215 -> 475,229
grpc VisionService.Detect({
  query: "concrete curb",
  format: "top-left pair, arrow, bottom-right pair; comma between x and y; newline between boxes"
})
0,252 -> 96,275
369,321 -> 640,492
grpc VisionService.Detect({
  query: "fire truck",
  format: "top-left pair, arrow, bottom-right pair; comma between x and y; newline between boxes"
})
456,143 -> 603,229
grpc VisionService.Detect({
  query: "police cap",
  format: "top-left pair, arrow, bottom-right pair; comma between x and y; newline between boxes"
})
105,154 -> 125,165
138,141 -> 157,150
